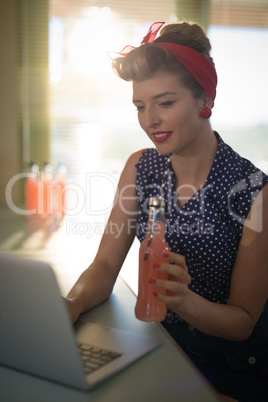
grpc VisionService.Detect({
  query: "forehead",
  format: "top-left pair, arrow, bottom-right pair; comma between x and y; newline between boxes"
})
132,70 -> 185,101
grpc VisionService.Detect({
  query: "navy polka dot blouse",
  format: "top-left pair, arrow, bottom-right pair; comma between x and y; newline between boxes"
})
135,132 -> 268,323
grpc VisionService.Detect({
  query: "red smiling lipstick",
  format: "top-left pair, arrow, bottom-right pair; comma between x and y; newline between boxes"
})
152,131 -> 172,143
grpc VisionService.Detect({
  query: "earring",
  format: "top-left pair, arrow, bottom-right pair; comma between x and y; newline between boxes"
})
200,106 -> 212,119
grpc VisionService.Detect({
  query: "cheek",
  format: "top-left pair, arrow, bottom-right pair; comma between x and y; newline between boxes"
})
171,107 -> 199,128
168,111 -> 186,128
137,114 -> 146,131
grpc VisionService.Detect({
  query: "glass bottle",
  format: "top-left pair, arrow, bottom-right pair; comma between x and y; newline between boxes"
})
40,163 -> 54,217
135,197 -> 170,322
25,162 -> 39,216
55,163 -> 66,220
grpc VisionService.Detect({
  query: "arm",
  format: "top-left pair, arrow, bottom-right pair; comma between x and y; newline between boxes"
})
154,184 -> 268,341
65,150 -> 142,323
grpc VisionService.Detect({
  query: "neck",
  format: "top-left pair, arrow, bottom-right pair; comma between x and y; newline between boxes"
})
171,129 -> 218,190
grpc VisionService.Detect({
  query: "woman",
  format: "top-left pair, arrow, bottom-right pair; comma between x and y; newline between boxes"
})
65,22 -> 268,401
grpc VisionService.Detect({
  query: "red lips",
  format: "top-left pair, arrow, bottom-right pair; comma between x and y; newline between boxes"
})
152,131 -> 172,143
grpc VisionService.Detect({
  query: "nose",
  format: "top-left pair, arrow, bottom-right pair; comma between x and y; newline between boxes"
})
141,106 -> 160,131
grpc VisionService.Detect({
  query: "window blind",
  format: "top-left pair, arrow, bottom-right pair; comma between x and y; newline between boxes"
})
211,0 -> 268,27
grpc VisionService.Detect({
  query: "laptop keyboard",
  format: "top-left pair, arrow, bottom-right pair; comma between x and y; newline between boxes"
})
78,342 -> 122,374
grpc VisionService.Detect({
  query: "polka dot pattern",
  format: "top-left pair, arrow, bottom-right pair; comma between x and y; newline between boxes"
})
135,132 -> 268,323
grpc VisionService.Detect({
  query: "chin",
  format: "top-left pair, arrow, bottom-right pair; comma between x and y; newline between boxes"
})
155,146 -> 172,156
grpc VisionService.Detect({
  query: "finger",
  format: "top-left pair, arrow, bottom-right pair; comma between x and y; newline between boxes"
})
150,270 -> 191,292
155,292 -> 183,309
155,261 -> 190,282
168,252 -> 187,270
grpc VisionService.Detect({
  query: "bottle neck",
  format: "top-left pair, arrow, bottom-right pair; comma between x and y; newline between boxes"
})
147,206 -> 165,238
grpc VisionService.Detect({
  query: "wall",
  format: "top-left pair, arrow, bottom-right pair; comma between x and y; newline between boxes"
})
0,0 -> 19,205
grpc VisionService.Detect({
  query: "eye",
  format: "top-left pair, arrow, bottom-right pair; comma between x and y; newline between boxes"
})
159,100 -> 175,107
135,104 -> 145,112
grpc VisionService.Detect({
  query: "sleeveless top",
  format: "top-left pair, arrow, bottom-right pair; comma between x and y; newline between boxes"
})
135,132 -> 268,323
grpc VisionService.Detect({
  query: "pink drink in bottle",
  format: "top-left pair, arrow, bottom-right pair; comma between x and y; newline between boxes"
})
135,197 -> 170,322
25,163 -> 39,216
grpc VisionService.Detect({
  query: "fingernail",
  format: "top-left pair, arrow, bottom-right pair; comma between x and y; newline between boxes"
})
163,252 -> 169,258
153,291 -> 158,297
149,278 -> 156,284
153,263 -> 160,268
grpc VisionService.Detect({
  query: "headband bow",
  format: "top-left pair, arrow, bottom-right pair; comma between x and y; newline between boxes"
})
118,21 -> 164,56
141,21 -> 165,44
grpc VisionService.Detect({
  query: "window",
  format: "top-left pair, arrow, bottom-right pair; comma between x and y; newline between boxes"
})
49,0 -> 176,181
48,0 -> 268,183
209,0 -> 268,173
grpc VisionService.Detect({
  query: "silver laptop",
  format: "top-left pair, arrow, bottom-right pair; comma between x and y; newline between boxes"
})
0,253 -> 161,390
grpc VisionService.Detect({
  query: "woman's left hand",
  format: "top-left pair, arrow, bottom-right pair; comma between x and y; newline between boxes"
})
153,251 -> 192,313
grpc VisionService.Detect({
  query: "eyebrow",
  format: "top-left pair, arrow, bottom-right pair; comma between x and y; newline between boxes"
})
132,91 -> 177,103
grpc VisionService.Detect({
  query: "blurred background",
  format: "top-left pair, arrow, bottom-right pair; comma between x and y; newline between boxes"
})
0,0 -> 267,293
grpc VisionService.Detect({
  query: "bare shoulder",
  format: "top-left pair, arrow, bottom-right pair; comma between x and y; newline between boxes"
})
260,182 -> 268,221
261,182 -> 268,202
124,149 -> 145,170
111,149 -> 146,213
244,182 -> 268,234
118,149 -> 145,185
256,181 -> 268,203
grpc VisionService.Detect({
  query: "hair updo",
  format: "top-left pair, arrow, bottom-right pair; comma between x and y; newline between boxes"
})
112,21 -> 215,99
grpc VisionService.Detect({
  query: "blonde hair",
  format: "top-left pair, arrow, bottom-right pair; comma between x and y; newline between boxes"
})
112,21 -> 215,99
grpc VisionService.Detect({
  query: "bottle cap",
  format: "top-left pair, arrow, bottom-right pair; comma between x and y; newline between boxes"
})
149,197 -> 165,208
29,162 -> 39,173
